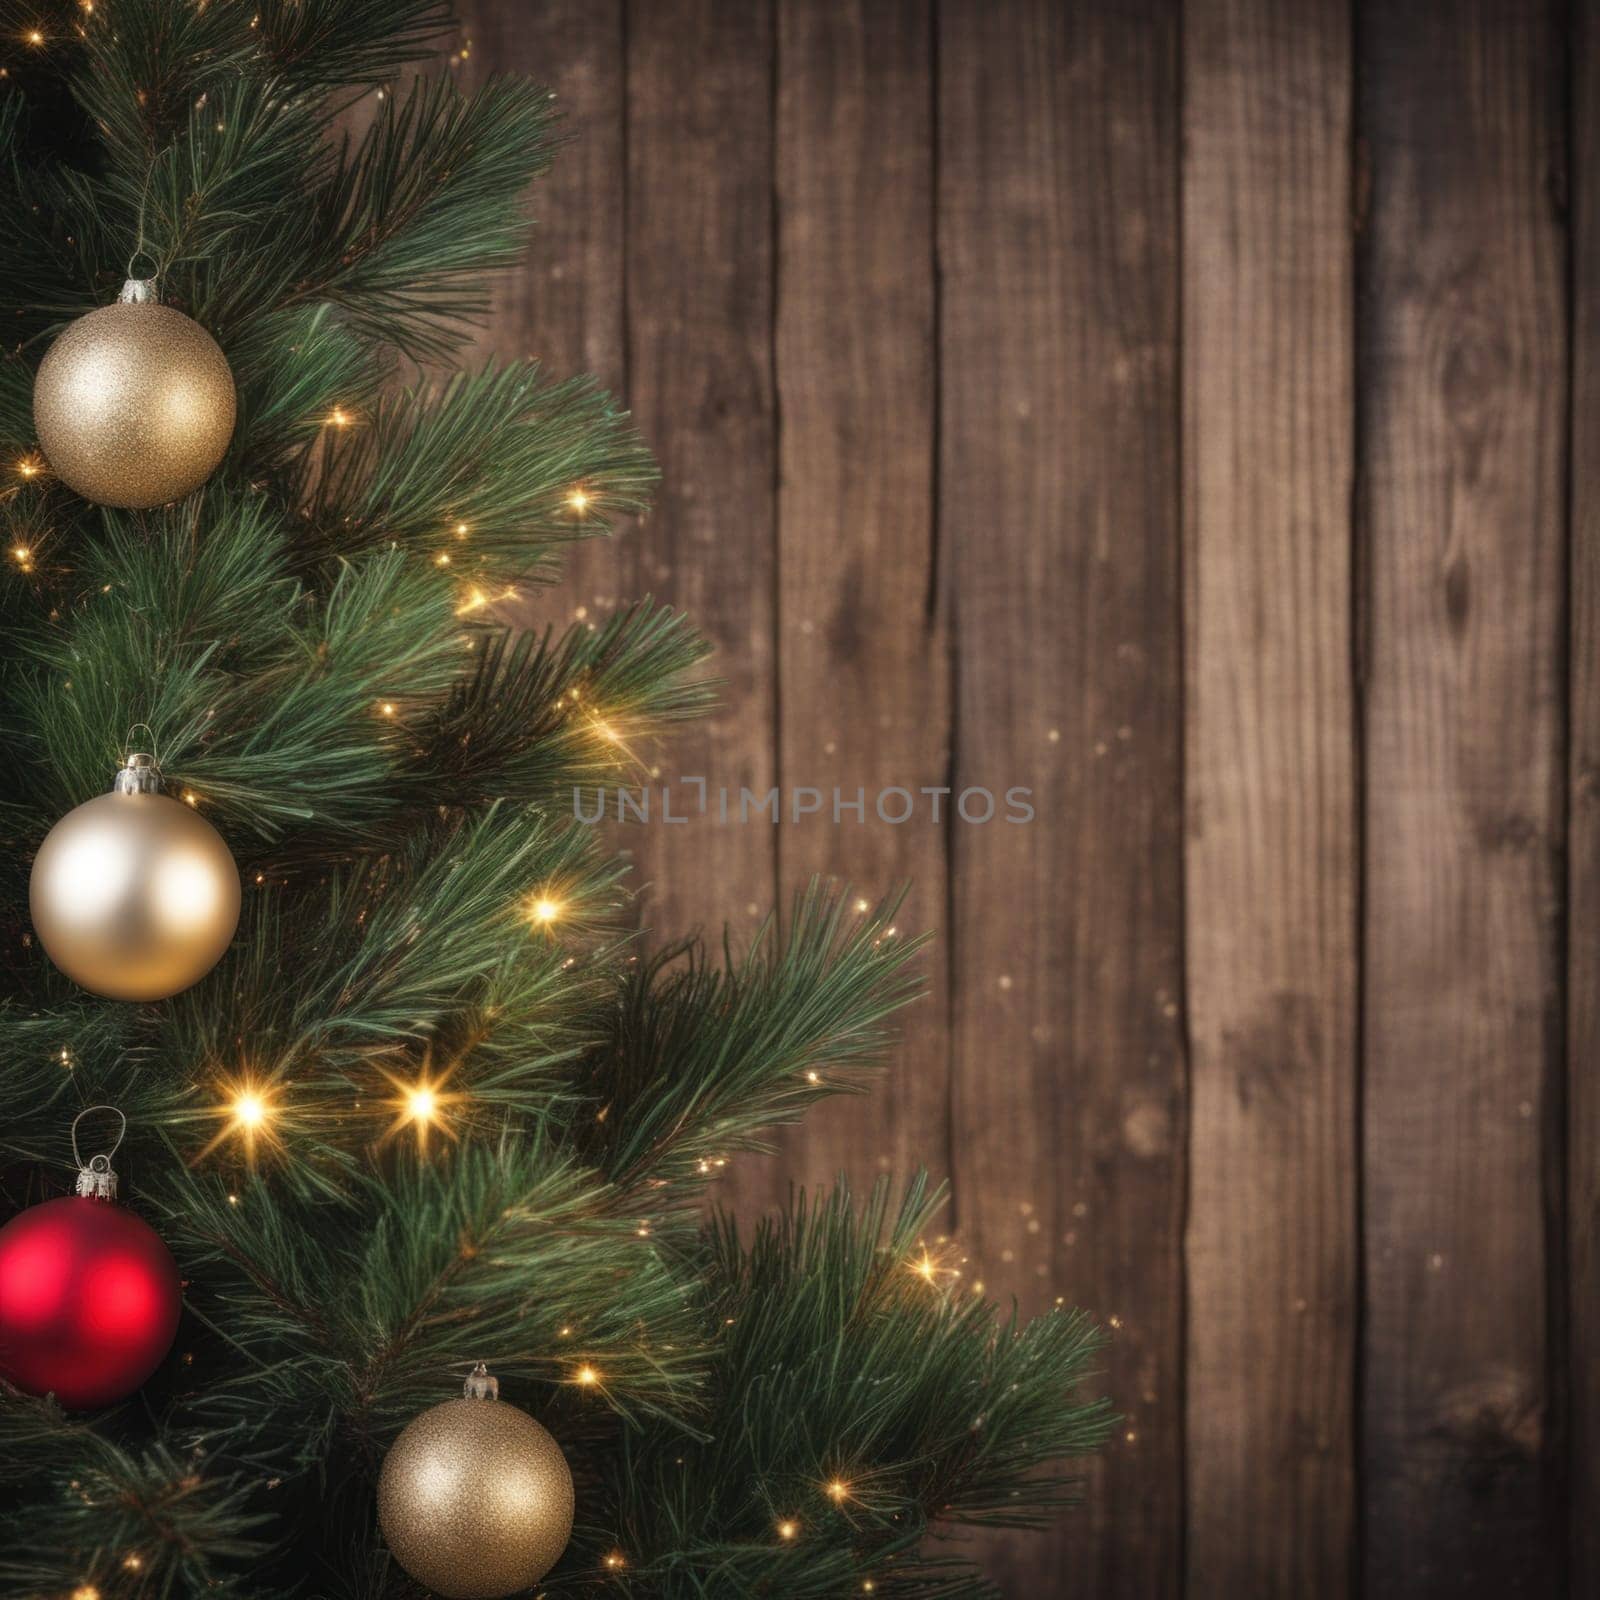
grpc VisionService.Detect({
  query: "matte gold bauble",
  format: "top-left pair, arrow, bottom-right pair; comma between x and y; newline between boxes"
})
33,279 -> 236,508
378,1366 -> 574,1599
30,754 -> 241,1002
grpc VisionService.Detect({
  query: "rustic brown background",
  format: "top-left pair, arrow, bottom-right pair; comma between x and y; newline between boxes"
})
450,0 -> 1595,1594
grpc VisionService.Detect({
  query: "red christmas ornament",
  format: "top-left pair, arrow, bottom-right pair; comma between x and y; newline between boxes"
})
0,1108 -> 180,1409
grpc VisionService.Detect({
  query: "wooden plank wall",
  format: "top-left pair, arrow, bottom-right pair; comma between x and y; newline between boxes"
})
455,0 -> 1591,1592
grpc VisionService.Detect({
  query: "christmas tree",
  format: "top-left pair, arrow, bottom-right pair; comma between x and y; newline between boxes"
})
0,3 -> 1110,1595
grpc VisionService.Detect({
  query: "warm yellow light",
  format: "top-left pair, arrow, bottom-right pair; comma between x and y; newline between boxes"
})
826,1479 -> 850,1503
454,520 -> 469,537
327,407 -> 352,428
11,545 -> 33,572
121,1555 -> 142,1571
16,454 -> 44,478
378,1062 -> 461,1152
863,1583 -> 876,1593
574,1364 -> 600,1387
909,1243 -> 961,1288
234,1093 -> 267,1129
567,487 -> 590,514
853,897 -> 870,914
434,551 -> 451,566
603,1551 -> 625,1570
195,1076 -> 283,1164
182,790 -> 199,807
776,1519 -> 799,1541
72,1587 -> 99,1600
24,28 -> 45,46
379,701 -> 396,717
528,895 -> 562,926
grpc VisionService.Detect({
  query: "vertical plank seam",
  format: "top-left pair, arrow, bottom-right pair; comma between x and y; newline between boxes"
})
619,0 -> 632,453
768,0 -> 785,929
1349,6 -> 1370,1598
1553,0 -> 1577,1582
928,0 -> 959,1233
1173,0 -> 1191,1591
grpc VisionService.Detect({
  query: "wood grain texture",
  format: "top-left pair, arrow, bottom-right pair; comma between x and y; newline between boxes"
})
1569,0 -> 1599,1587
756,0 -> 946,1208
451,0 -> 1594,1586
623,0 -> 777,949
938,2 -> 1185,1594
1358,2 -> 1567,1593
1182,2 -> 1357,1593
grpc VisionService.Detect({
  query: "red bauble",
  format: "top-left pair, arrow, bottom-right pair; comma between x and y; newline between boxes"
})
0,1196 -> 181,1408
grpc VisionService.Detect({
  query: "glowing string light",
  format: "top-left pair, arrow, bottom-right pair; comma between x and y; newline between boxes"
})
527,893 -> 563,928
375,1058 -> 462,1152
909,1242 -> 962,1288
194,1076 -> 284,1164
455,582 -> 521,617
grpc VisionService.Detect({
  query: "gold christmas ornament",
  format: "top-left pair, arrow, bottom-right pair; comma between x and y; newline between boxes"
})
30,753 -> 241,1002
33,279 -> 236,508
378,1365 -> 575,1599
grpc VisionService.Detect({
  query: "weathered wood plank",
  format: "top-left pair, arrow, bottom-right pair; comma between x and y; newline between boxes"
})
745,0 -> 946,1210
1569,0 -> 1599,1587
1181,2 -> 1358,1594
622,0 -> 778,950
1358,2 -> 1567,1592
938,2 -> 1184,1593
452,0 -> 632,654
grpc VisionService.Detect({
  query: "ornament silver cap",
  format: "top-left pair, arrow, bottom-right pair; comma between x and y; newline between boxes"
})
113,752 -> 163,795
71,1105 -> 126,1203
118,278 -> 158,305
463,1362 -> 499,1401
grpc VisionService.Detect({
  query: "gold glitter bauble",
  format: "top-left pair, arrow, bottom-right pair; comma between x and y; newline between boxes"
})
33,279 -> 236,509
378,1382 -> 575,1600
30,756 -> 241,1002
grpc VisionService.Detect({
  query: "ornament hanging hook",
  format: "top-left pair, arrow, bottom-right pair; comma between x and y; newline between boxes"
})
126,166 -> 162,288
122,722 -> 160,769
71,1105 -> 127,1201
463,1362 -> 499,1400
114,727 -> 163,794
71,1104 -> 126,1169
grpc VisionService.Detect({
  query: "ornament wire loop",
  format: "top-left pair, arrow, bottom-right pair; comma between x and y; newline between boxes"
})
71,1104 -> 127,1172
126,166 -> 162,286
122,723 -> 160,773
